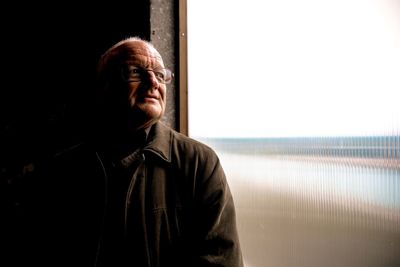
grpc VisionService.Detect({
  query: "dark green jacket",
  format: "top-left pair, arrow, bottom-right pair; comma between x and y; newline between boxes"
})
20,122 -> 243,267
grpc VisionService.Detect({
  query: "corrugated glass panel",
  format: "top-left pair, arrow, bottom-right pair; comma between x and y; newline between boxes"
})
187,0 -> 400,266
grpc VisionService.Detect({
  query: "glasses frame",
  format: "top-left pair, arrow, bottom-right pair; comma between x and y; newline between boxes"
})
121,64 -> 173,84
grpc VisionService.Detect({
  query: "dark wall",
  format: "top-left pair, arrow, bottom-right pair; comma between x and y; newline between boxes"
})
1,2 -> 153,264
0,2 -> 151,164
0,3 -> 153,241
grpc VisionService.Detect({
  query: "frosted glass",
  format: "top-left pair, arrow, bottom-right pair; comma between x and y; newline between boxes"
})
197,136 -> 400,267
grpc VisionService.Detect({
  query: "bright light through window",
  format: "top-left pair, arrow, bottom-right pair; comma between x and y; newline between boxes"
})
187,0 -> 400,138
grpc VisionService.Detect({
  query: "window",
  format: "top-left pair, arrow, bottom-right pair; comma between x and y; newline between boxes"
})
187,1 -> 400,266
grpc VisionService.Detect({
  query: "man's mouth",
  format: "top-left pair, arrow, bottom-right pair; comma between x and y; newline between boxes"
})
142,95 -> 159,102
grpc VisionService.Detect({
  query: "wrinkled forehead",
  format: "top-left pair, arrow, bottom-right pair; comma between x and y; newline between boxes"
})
125,41 -> 162,59
99,39 -> 165,75
114,40 -> 163,66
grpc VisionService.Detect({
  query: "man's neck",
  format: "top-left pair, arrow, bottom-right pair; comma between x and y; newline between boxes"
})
101,124 -> 152,162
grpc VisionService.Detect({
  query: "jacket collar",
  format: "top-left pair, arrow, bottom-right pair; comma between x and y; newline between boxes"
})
143,122 -> 173,163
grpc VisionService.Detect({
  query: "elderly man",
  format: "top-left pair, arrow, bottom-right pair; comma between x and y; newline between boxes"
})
93,37 -> 244,266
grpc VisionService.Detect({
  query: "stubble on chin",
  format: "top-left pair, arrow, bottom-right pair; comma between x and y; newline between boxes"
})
128,103 -> 164,130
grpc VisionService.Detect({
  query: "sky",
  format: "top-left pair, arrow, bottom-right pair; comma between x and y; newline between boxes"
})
187,0 -> 400,138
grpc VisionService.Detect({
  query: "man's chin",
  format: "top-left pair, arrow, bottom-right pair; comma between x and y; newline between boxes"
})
133,105 -> 164,123
143,105 -> 163,118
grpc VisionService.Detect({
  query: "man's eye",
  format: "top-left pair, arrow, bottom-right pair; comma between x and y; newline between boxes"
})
154,71 -> 165,80
129,67 -> 141,76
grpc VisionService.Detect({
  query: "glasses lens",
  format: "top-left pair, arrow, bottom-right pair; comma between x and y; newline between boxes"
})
147,68 -> 173,84
121,65 -> 140,82
161,69 -> 172,84
122,65 -> 173,84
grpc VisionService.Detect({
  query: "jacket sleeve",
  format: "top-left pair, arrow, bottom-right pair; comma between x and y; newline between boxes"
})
191,148 -> 244,267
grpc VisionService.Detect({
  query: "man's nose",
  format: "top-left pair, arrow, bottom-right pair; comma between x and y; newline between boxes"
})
145,70 -> 160,86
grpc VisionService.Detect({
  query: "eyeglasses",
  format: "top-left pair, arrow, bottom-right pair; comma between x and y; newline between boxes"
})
121,65 -> 173,84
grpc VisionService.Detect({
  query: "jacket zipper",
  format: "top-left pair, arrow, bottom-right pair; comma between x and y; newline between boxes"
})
123,153 -> 153,267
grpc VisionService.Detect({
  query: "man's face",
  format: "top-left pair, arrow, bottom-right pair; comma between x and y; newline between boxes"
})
121,41 -> 167,128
